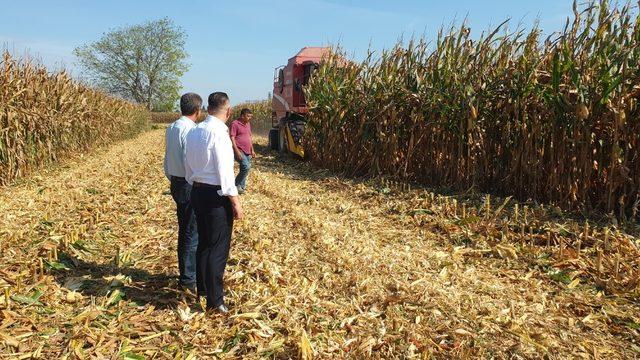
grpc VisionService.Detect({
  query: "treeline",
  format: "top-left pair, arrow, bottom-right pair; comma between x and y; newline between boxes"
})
150,100 -> 272,134
150,112 -> 181,124
305,1 -> 640,220
0,52 -> 149,185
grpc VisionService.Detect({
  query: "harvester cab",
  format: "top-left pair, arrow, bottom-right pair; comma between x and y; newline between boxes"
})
269,47 -> 330,158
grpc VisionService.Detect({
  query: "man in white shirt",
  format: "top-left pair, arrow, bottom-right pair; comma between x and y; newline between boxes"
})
185,92 -> 244,313
163,93 -> 201,293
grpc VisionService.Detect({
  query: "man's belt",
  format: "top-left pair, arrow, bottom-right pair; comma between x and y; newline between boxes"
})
170,176 -> 186,181
192,182 -> 222,190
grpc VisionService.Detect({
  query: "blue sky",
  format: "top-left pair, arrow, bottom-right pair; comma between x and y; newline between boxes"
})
1,0 -> 572,104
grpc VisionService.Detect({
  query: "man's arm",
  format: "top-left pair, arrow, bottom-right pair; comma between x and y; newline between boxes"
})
184,132 -> 194,184
230,136 -> 244,161
215,130 -> 243,219
228,195 -> 244,220
229,122 -> 244,160
163,128 -> 171,180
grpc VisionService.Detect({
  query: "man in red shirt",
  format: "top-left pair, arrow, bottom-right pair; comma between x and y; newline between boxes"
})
230,108 -> 256,194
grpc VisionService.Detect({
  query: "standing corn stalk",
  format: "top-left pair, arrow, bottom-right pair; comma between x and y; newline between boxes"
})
0,52 -> 149,185
304,0 -> 640,220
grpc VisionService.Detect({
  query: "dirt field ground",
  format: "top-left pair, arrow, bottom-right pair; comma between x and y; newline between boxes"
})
0,129 -> 638,359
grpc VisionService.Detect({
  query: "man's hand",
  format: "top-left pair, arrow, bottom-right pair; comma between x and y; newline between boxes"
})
230,196 -> 244,220
231,137 -> 243,161
250,150 -> 256,158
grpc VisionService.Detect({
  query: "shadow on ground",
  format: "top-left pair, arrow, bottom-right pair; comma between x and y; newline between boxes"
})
50,252 -> 182,309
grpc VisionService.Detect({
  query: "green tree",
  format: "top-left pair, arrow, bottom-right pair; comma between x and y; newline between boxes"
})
74,18 -> 189,111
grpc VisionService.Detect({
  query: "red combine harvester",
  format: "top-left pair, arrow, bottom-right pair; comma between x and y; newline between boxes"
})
269,47 -> 330,157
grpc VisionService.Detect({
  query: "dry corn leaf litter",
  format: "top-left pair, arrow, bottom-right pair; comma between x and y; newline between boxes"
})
0,130 -> 639,359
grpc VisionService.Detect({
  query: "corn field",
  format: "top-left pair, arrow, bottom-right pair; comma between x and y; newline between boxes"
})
232,99 -> 272,134
305,0 -> 640,220
0,52 -> 149,185
150,112 -> 181,123
150,101 -> 271,132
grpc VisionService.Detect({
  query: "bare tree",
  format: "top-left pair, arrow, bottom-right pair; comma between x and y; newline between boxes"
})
74,18 -> 189,111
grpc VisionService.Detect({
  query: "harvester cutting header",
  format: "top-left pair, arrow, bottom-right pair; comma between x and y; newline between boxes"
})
269,47 -> 331,157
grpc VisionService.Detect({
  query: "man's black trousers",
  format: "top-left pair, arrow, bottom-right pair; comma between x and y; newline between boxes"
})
170,176 -> 198,288
190,184 -> 234,308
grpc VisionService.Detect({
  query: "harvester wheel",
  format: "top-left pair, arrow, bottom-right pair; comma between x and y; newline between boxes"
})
268,129 -> 279,150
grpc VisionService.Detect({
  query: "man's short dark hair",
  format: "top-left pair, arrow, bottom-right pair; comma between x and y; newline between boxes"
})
180,93 -> 202,116
240,108 -> 253,116
207,92 -> 229,113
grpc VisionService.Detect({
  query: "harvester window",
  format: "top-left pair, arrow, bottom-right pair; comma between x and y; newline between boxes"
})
302,64 -> 316,85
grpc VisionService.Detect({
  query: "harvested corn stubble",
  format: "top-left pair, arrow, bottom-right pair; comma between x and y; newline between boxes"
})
0,130 -> 638,358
